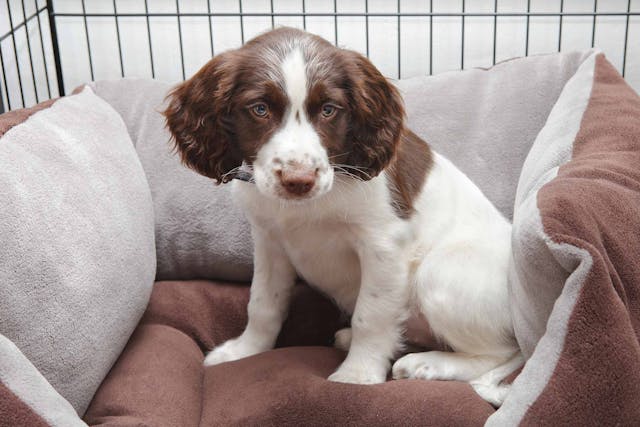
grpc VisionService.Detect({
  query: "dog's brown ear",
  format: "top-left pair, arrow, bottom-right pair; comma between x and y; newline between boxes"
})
163,51 -> 241,183
343,50 -> 405,179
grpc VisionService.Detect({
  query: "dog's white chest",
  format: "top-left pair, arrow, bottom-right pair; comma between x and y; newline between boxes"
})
234,178 -> 396,314
278,222 -> 362,312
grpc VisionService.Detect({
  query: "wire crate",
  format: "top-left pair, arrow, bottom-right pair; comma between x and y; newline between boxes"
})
1,0 -> 639,113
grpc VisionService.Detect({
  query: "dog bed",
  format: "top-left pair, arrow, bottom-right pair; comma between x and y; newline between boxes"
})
1,49 -> 639,426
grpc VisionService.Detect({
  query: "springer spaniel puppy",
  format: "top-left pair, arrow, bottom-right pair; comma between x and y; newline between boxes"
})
164,27 -> 522,406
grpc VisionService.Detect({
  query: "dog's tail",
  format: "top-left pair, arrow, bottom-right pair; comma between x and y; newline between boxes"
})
469,351 -> 525,407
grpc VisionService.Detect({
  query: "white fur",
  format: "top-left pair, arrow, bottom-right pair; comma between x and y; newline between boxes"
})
253,48 -> 333,201
204,47 -> 522,405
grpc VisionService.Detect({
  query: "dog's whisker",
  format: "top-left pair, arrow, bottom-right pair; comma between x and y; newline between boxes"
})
334,168 -> 366,183
328,152 -> 351,160
331,163 -> 372,180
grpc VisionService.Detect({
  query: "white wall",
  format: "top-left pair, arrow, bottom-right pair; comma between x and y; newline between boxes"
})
1,0 -> 639,110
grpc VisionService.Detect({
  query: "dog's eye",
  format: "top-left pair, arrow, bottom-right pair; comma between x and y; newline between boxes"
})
251,103 -> 269,118
321,103 -> 337,118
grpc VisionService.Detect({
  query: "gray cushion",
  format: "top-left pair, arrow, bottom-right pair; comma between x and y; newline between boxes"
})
0,87 -> 156,414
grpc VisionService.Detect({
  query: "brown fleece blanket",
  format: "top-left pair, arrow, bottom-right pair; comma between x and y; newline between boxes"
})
84,281 -> 495,426
491,53 -> 640,425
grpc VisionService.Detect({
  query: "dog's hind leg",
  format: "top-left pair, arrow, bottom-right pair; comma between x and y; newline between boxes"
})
392,350 -> 509,382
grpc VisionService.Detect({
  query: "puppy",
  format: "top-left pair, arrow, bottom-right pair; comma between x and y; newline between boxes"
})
164,27 -> 522,406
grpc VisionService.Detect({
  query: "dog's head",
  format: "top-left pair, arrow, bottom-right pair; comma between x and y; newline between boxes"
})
163,27 -> 404,201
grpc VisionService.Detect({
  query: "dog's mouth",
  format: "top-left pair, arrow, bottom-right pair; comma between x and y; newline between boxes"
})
247,163 -> 334,202
274,188 -> 321,202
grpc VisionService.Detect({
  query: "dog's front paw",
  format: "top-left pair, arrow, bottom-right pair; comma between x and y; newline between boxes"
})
328,363 -> 387,385
203,338 -> 258,367
392,352 -> 452,380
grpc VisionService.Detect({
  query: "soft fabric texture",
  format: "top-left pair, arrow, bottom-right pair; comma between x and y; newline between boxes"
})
0,88 -> 156,414
89,79 -> 254,282
0,99 -> 56,136
0,334 -> 87,427
509,52 -> 599,358
84,280 -> 494,426
490,52 -> 640,425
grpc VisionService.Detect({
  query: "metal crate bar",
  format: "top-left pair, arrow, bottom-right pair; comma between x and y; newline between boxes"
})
0,6 -> 47,43
112,0 -> 124,78
238,0 -> 244,45
176,0 -> 186,80
35,0 -> 51,99
80,0 -> 94,81
365,0 -> 369,58
1,1 -> 639,112
207,0 -> 215,56
333,0 -> 337,45
49,12 -> 640,18
397,0 -> 400,78
20,0 -> 38,103
5,0 -> 26,107
558,0 -> 564,52
0,41 -> 10,112
622,0 -> 631,77
493,0 -> 497,65
592,0 -> 598,48
46,0 -> 64,96
429,0 -> 432,74
525,0 -> 530,56
143,0 -> 155,78
461,0 -> 465,70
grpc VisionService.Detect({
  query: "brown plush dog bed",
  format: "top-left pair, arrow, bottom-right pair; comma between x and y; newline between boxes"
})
84,281 -> 495,426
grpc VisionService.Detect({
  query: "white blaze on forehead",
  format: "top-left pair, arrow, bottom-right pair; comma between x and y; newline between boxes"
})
251,45 -> 334,199
255,45 -> 327,169
281,48 -> 308,117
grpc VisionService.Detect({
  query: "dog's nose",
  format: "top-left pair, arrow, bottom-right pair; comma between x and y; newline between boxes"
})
277,165 -> 317,196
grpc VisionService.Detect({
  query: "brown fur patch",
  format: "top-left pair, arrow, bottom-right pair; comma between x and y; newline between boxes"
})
305,81 -> 351,165
386,130 -> 433,219
304,47 -> 406,179
232,80 -> 289,164
340,50 -> 405,179
163,50 -> 244,182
